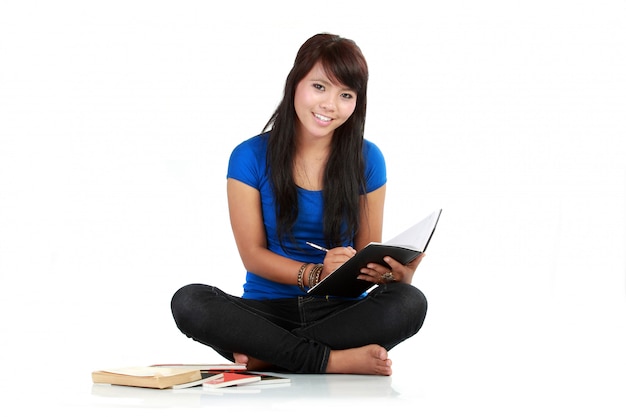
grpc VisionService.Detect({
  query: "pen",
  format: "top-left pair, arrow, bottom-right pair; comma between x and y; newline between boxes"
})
306,241 -> 329,252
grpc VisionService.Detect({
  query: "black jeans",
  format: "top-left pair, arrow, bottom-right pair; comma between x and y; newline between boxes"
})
171,283 -> 427,373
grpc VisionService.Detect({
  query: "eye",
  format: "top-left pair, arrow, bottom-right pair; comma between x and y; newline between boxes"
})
313,83 -> 325,91
341,92 -> 355,100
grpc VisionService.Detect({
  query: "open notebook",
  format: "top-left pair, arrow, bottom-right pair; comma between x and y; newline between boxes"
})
307,209 -> 442,297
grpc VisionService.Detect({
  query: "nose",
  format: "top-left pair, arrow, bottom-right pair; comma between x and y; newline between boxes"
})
320,97 -> 336,111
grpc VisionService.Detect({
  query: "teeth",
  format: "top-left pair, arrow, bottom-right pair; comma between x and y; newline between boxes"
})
315,113 -> 331,122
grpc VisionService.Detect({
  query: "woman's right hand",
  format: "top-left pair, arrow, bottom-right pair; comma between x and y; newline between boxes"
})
321,246 -> 357,279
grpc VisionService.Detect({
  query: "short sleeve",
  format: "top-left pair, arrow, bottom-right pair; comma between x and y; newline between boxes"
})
363,140 -> 387,193
226,134 -> 268,189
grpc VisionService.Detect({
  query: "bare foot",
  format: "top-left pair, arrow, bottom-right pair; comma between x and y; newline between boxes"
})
233,352 -> 274,371
326,344 -> 392,376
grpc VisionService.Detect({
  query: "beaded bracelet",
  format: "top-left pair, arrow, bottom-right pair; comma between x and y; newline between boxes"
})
297,262 -> 310,292
308,263 -> 324,288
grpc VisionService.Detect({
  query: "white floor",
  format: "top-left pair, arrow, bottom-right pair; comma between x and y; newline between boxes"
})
87,374 -> 408,413
12,357 -> 626,417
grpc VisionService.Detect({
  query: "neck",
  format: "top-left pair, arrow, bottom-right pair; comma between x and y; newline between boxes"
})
293,144 -> 329,191
295,121 -> 333,148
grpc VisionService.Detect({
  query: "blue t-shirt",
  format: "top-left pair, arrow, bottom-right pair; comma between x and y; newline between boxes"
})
227,132 -> 387,299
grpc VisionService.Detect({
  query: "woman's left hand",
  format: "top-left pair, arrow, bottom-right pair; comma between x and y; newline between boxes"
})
358,253 -> 425,285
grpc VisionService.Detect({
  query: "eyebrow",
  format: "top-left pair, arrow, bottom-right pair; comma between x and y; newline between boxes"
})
310,77 -> 331,84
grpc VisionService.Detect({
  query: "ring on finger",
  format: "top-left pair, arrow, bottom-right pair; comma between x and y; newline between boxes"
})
381,271 -> 394,282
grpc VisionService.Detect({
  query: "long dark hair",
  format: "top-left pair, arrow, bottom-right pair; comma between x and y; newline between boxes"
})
263,33 -> 369,248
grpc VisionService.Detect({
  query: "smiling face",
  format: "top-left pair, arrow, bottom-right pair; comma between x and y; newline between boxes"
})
293,61 -> 358,142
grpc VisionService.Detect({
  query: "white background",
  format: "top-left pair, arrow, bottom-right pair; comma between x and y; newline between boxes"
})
1,0 -> 625,414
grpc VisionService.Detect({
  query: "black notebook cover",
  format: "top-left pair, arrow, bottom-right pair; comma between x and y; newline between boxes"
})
307,209 -> 442,298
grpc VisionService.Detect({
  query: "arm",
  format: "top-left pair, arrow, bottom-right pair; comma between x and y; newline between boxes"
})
227,178 -> 309,285
354,184 -> 386,250
356,184 -> 425,285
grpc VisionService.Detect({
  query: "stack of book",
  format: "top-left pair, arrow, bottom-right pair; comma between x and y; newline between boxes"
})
91,364 -> 290,390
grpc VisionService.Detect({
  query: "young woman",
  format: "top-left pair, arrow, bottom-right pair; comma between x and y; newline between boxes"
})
171,33 -> 428,376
